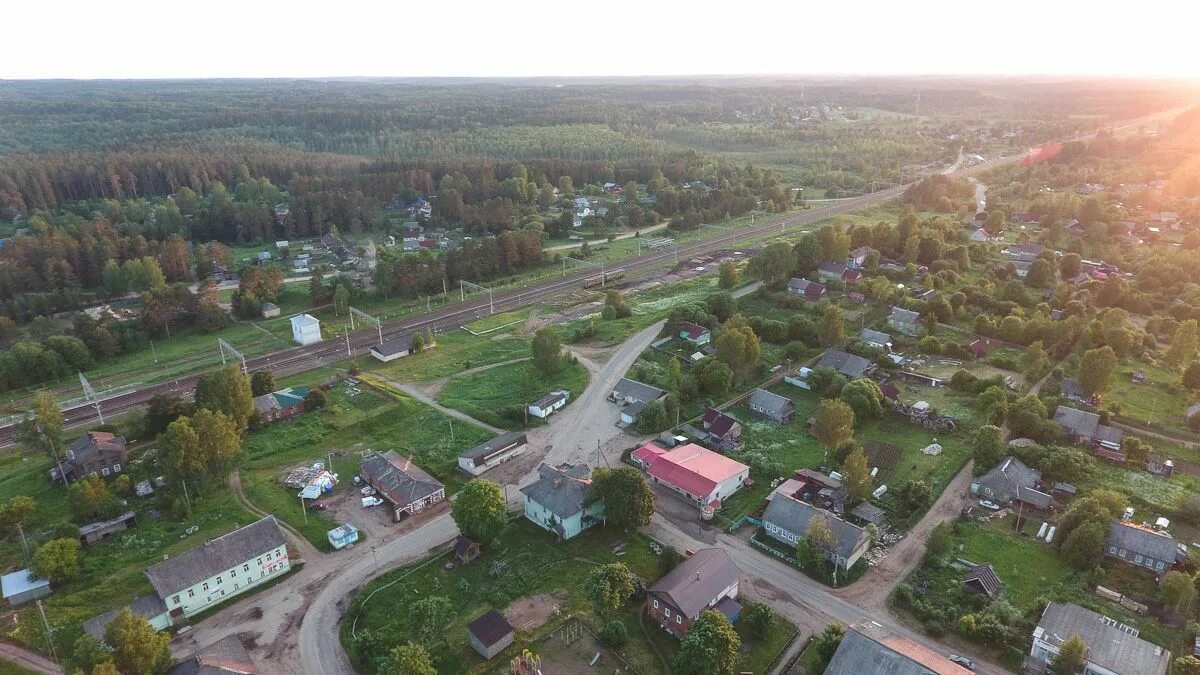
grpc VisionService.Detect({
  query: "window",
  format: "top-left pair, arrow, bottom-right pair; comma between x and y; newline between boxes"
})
267,553 -> 273,561
113,463 -> 121,472
1135,555 -> 1144,564
231,569 -> 236,577
203,583 -> 209,591
1108,546 -> 1117,554
653,599 -> 659,609
188,590 -> 195,598
172,595 -> 180,604
216,576 -> 222,585
1119,548 -> 1126,557
243,564 -> 249,572
261,571 -> 266,578
1157,561 -> 1166,571
676,615 -> 682,625
664,608 -> 671,618
257,558 -> 262,566
102,467 -> 110,476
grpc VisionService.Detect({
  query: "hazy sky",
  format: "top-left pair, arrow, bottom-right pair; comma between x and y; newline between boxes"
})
5,0 -> 1196,79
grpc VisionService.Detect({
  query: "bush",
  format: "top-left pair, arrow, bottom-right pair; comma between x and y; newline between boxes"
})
599,620 -> 628,647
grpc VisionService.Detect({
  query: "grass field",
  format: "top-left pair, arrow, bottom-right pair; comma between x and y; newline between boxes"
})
365,329 -> 532,383
438,360 -> 589,430
1105,360 -> 1188,427
342,519 -> 794,675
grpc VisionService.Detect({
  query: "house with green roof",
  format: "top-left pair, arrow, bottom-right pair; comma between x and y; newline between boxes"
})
252,386 -> 308,426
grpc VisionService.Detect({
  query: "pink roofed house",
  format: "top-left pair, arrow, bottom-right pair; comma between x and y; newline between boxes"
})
632,443 -> 750,509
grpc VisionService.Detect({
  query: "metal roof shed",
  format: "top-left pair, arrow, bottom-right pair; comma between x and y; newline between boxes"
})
1,569 -> 50,606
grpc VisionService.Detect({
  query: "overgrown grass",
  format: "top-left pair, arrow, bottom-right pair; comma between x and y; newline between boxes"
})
438,361 -> 590,430
364,329 -> 532,383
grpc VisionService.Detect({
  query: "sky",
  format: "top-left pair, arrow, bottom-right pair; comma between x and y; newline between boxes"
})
4,0 -> 1197,80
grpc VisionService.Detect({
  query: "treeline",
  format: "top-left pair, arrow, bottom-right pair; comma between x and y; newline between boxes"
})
372,230 -> 544,297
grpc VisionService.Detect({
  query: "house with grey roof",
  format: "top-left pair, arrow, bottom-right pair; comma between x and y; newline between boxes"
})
963,563 -> 1002,600
816,349 -> 874,378
858,329 -> 892,351
761,495 -> 871,571
970,456 -> 1045,507
84,594 -> 170,640
1029,602 -> 1170,675
360,451 -> 446,520
1106,522 -> 1180,576
528,390 -> 570,419
1005,242 -> 1044,262
170,634 -> 260,675
888,307 -> 921,336
458,432 -> 528,476
818,262 -> 849,283
1059,378 -> 1091,404
611,378 -> 666,406
647,548 -> 741,638
787,278 -> 828,300
520,463 -> 604,540
749,388 -> 794,424
1053,406 -> 1123,450
826,624 -> 972,675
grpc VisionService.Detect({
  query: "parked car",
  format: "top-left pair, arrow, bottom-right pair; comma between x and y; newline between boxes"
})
949,655 -> 975,670
309,502 -> 328,511
978,500 -> 1001,511
361,496 -> 384,508
360,485 -> 376,496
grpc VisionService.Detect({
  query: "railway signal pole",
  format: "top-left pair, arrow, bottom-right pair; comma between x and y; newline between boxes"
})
349,307 -> 383,345
459,280 -> 495,314
78,372 -> 105,425
564,256 -> 605,285
218,338 -> 247,374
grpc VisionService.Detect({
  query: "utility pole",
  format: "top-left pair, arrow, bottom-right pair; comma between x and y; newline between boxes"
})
448,417 -> 454,442
301,494 -> 308,525
181,479 -> 192,516
150,340 -> 158,364
44,427 -> 67,490
35,599 -> 58,665
16,522 -> 30,566
345,331 -> 351,357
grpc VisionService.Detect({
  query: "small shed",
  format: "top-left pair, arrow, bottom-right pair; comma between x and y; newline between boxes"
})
962,563 -> 1002,600
327,523 -> 359,551
468,610 -> 514,660
78,511 -> 136,546
261,302 -> 281,318
1,570 -> 50,606
290,314 -> 322,346
850,502 -> 887,526
454,535 -> 480,565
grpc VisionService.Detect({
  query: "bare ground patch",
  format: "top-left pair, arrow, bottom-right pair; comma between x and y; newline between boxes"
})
504,592 -> 565,632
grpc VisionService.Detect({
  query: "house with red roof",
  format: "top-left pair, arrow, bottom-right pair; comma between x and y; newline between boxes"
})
631,443 -> 750,510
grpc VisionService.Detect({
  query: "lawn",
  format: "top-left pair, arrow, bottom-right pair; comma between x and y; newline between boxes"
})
1105,360 -> 1189,428
558,276 -> 725,347
364,328 -> 532,383
438,360 -> 590,430
341,519 -> 795,675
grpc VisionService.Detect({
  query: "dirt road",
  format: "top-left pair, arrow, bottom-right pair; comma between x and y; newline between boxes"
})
0,642 -> 61,675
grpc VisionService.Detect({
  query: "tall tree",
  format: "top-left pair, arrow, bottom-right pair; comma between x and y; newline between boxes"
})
407,596 -> 454,647
450,479 -> 508,542
748,242 -> 795,287
818,305 -> 845,347
1160,570 -> 1196,614
194,365 -> 254,429
972,425 -> 1005,474
31,538 -> 80,583
1021,340 -> 1046,377
841,447 -> 872,501
250,370 -> 276,397
591,467 -> 655,530
17,390 -> 64,465
531,327 -> 563,376
673,610 -> 741,675
813,399 -> 855,455
1051,633 -> 1087,674
1078,346 -> 1117,399
1166,320 -> 1198,367
714,314 -> 760,383
584,563 -> 635,617
382,643 -> 436,675
718,261 -> 738,289
104,608 -> 173,675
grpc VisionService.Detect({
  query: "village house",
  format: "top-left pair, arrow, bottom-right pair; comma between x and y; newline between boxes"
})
1106,521 -> 1181,576
968,228 -> 996,242
787,277 -> 828,299
611,377 -> 666,406
527,390 -> 569,419
769,468 -> 848,514
359,451 -> 446,521
53,431 -> 129,484
170,634 -> 260,675
825,624 -> 972,675
679,321 -> 712,346
847,246 -> 871,269
1028,602 -> 1169,675
699,408 -> 743,453
1,570 -> 50,607
631,443 -> 750,510
816,349 -> 874,379
858,329 -> 892,351
260,302 -> 280,318
369,334 -> 434,362
748,388 -> 795,423
84,594 -> 170,639
520,463 -> 604,540
1053,406 -> 1123,451
970,457 -> 1051,509
1059,378 -> 1093,405
251,387 -> 307,426
761,494 -> 871,572
888,307 -> 921,336
458,432 -> 528,476
818,261 -> 849,283
1004,242 -> 1044,262
647,548 -> 741,638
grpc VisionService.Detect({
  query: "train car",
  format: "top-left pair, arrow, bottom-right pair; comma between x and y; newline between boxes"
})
582,269 -> 626,289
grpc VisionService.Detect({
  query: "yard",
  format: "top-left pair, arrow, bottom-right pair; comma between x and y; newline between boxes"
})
1105,360 -> 1190,428
341,519 -> 795,675
363,327 -> 532,383
438,360 -> 589,430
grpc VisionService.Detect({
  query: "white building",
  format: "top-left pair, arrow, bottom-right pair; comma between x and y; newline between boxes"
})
290,314 -> 322,346
528,391 -> 569,419
1030,602 -> 1169,675
457,432 -> 528,476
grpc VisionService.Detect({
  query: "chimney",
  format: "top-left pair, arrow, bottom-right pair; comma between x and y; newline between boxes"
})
696,571 -> 701,580
554,479 -> 561,489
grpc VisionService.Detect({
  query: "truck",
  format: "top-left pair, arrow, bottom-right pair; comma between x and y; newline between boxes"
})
361,496 -> 384,508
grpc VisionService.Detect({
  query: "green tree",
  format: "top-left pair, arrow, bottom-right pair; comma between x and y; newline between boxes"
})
842,447 -> 872,501
382,642 -> 436,675
31,537 -> 80,584
1021,340 -> 1046,377
1007,393 -> 1048,439
1060,253 -> 1082,279
811,623 -> 846,673
707,292 -> 737,323
407,595 -> 454,647
927,522 -> 952,559
748,242 -> 796,287
192,408 -> 242,476
818,305 -> 845,347
69,473 -> 115,520
451,479 -> 508,542
813,399 -> 855,455
0,496 -> 36,535
718,261 -> 738,289
1166,320 -> 1199,367
158,417 -> 204,484
250,370 -> 276,397
584,563 -> 635,617
332,284 -> 350,316
598,619 -> 629,647
17,390 -> 64,465
693,358 -> 733,397
304,388 -> 329,410
636,398 -> 670,433
1051,633 -> 1087,674
1160,570 -> 1196,614
972,425 -> 1005,474
104,607 -> 172,675
1078,346 -> 1118,399
1060,520 -> 1107,571
805,512 -> 837,559
194,365 -> 254,430
531,327 -> 563,376
673,609 -> 740,675
839,378 -> 884,420
1176,656 -> 1200,675
793,233 -> 822,275
714,315 -> 761,383
591,467 -> 654,530
744,601 -> 776,639
1183,362 -> 1200,391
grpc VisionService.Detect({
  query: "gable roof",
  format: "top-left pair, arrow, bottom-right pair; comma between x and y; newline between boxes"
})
817,349 -> 872,378
171,634 -> 260,675
639,443 -> 748,502
889,307 -> 920,324
84,593 -> 168,641
612,377 -> 665,403
67,431 -> 126,465
963,563 -> 1002,598
761,495 -> 868,560
819,261 -> 848,276
1036,602 -> 1170,675
468,610 -> 514,648
145,517 -> 286,598
1108,522 -> 1177,562
973,456 -> 1041,504
648,548 -> 740,620
749,388 -> 793,417
530,391 -> 568,409
1060,378 -> 1087,400
680,321 -> 710,340
701,408 -> 739,437
359,451 -> 444,508
849,246 -> 871,259
826,626 -> 971,675
859,329 -> 892,347
1053,405 -> 1100,439
460,431 -> 528,463
520,463 -> 593,519
372,334 -> 418,357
